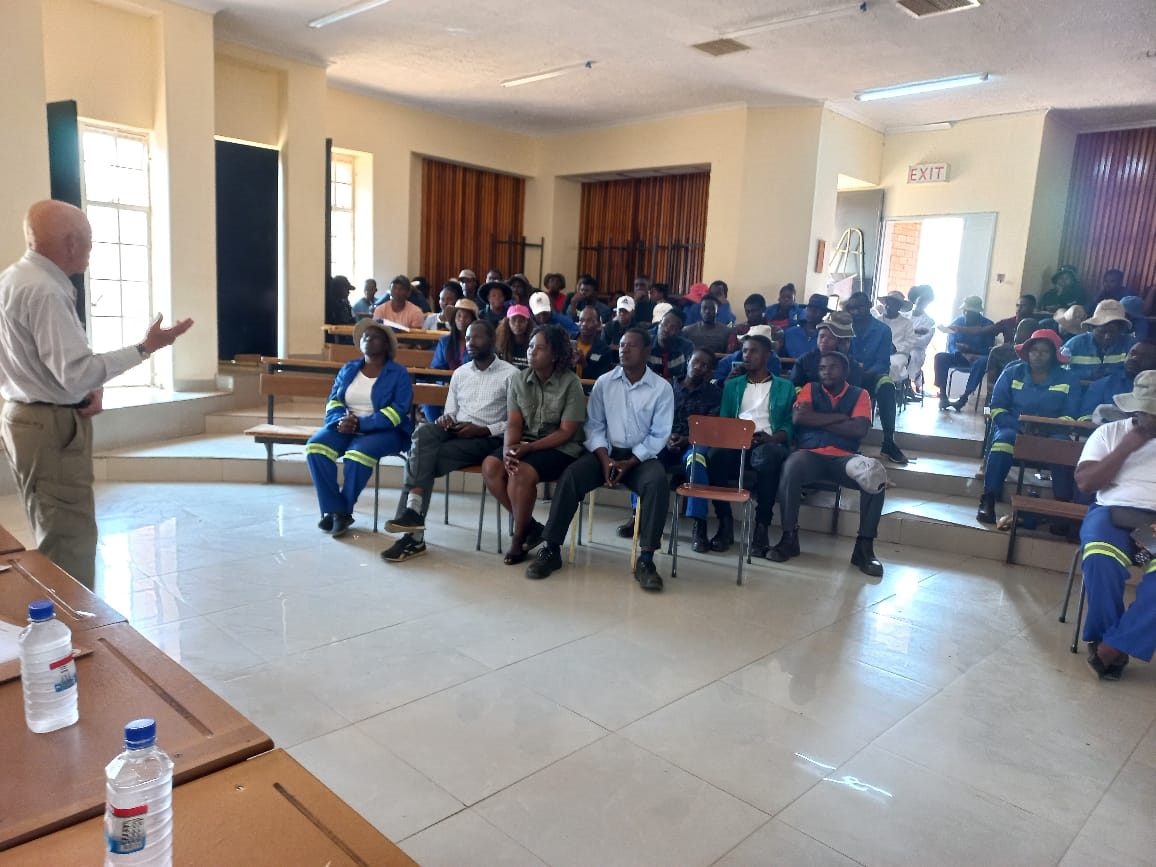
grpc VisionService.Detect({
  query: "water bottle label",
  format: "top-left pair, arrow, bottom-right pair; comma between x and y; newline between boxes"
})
106,804 -> 148,854
48,652 -> 77,694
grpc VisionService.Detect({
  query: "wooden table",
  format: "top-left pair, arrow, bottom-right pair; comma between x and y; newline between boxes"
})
0,749 -> 416,866
0,549 -> 125,634
0,622 -> 272,851
0,523 -> 25,556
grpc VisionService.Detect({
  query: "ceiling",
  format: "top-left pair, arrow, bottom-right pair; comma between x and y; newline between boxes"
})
193,0 -> 1156,136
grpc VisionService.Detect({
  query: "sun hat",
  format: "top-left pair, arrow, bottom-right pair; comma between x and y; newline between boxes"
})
1084,299 -> 1133,330
740,324 -> 776,351
457,269 -> 477,281
1014,328 -> 1068,363
446,297 -> 479,319
528,292 -> 553,316
616,295 -> 636,312
506,304 -> 532,320
353,318 -> 399,357
818,310 -> 856,339
478,281 -> 512,302
880,290 -> 913,312
1054,305 -> 1088,333
1115,370 -> 1156,414
959,295 -> 984,313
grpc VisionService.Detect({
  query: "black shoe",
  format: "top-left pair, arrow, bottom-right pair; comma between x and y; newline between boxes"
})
526,545 -> 562,580
950,396 -> 969,412
767,529 -> 800,562
634,558 -> 664,592
748,522 -> 770,559
976,492 -> 997,524
524,519 -> 545,552
880,442 -> 909,465
851,536 -> 884,577
385,507 -> 424,534
331,512 -> 355,538
938,396 -> 950,411
381,534 -> 427,563
318,513 -> 334,533
616,514 -> 636,538
710,515 -> 734,552
691,519 -> 710,553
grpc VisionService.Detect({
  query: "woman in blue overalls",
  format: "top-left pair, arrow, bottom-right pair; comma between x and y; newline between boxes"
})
978,329 -> 1083,525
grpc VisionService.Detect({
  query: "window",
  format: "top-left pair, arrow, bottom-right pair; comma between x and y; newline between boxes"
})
330,153 -> 356,281
80,123 -> 153,387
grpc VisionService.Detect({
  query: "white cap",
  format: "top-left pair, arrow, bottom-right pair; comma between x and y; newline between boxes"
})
529,291 -> 552,316
616,295 -> 636,312
651,302 -> 674,322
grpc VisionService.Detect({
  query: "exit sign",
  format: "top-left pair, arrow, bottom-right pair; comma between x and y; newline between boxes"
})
908,163 -> 949,183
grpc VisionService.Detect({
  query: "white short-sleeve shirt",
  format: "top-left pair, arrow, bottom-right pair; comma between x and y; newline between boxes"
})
1080,418 -> 1156,510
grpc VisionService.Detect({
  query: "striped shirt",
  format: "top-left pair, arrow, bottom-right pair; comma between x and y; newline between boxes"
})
444,358 -> 517,436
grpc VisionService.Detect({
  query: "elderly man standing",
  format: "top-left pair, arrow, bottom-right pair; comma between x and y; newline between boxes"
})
0,200 -> 193,587
1076,372 -> 1156,679
525,327 -> 674,591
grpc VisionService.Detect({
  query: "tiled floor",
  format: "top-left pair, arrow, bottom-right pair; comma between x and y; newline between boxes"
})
2,481 -> 1152,866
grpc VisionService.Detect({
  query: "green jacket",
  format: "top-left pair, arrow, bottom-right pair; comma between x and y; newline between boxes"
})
720,374 -> 795,443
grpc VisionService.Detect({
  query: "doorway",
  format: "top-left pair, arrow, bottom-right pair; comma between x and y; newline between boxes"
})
215,139 -> 278,361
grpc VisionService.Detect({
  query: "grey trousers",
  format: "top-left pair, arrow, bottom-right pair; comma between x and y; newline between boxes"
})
396,422 -> 501,518
0,402 -> 97,589
777,450 -> 885,539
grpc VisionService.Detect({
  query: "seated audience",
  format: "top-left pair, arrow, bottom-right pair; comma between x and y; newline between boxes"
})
905,284 -> 935,395
372,274 -> 426,330
409,276 -> 432,313
631,275 -> 655,325
543,272 -> 567,311
1091,268 -> 1129,305
683,294 -> 732,355
529,290 -> 579,335
767,283 -> 804,329
604,295 -> 636,347
1062,300 -> 1137,381
485,268 -> 503,283
507,273 -> 533,307
784,294 -> 830,359
684,281 -> 736,326
573,306 -> 616,380
1081,341 -> 1156,422
382,320 -> 516,562
457,268 -> 480,301
707,280 -> 737,325
1075,372 -> 1156,679
648,306 -> 696,381
845,291 -> 908,464
708,326 -> 795,558
481,325 -> 585,564
479,280 -> 512,327
791,311 -> 864,389
1039,265 -> 1084,312
1122,295 -> 1150,341
934,295 -> 995,412
525,328 -> 674,591
425,297 -> 478,421
985,318 -> 1040,399
874,290 -> 918,386
769,350 -> 888,576
352,278 -> 380,318
564,274 -> 613,324
976,329 -> 1082,524
423,281 -> 462,331
325,275 -> 355,325
496,304 -> 534,369
307,319 -> 413,537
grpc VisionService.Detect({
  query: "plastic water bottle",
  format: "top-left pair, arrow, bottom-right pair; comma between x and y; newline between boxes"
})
104,718 -> 174,866
18,599 -> 78,733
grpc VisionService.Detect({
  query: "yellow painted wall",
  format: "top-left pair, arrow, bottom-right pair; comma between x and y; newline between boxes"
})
42,0 -> 157,131
880,111 -> 1048,318
215,55 -> 282,148
1021,112 -> 1078,302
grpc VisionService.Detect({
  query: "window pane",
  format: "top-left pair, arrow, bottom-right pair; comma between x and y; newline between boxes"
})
333,160 -> 353,184
116,167 -> 150,207
84,165 -> 117,204
83,131 -> 116,167
120,245 -> 149,283
89,243 -> 121,279
121,281 -> 150,311
89,316 -> 124,355
116,137 -> 147,171
88,206 -> 120,243
333,183 -> 353,210
119,209 -> 149,246
331,210 -> 352,237
89,280 -> 122,317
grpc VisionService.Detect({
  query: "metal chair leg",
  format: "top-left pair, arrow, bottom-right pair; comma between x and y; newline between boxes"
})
1069,586 -> 1086,653
1059,545 -> 1081,622
496,501 -> 503,554
737,500 -> 752,586
831,486 -> 841,535
373,463 -> 381,532
671,495 -> 681,578
1005,510 -> 1020,563
444,474 -> 451,525
630,502 -> 641,572
587,493 -> 596,544
475,484 -> 486,551
666,497 -> 677,556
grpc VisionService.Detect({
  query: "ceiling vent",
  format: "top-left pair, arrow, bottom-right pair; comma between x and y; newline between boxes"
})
691,38 -> 750,57
897,0 -> 980,18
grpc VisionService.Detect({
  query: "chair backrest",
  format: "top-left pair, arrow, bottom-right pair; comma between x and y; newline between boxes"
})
1011,433 -> 1086,495
396,347 -> 435,367
687,415 -> 755,451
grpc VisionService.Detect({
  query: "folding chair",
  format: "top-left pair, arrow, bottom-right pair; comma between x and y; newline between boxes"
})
670,416 -> 756,585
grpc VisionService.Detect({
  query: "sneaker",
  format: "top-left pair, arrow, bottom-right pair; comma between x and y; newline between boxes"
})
634,558 -> 664,592
879,442 -> 909,465
331,512 -> 355,538
845,455 -> 887,494
317,513 -> 334,533
526,545 -> 562,580
386,508 -> 425,534
381,534 -> 427,563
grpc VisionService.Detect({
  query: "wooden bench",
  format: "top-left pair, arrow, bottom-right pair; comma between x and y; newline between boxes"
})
326,344 -> 435,366
1005,433 -> 1088,565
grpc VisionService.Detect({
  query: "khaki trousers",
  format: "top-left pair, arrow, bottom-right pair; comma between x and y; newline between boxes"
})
0,401 -> 97,589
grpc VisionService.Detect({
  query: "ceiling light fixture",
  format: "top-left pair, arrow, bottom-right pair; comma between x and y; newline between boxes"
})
886,121 -> 955,133
721,2 -> 866,40
308,0 -> 394,29
855,73 -> 989,101
501,61 -> 595,88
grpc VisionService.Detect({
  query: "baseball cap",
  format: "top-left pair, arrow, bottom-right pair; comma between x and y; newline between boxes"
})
616,295 -> 636,312
529,292 -> 552,316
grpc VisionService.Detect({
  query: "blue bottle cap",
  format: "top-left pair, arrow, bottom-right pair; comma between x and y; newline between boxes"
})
124,718 -> 157,749
28,600 -> 55,622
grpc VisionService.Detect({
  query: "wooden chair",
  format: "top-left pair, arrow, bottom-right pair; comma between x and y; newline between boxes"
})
670,416 -> 756,585
1004,433 -> 1087,564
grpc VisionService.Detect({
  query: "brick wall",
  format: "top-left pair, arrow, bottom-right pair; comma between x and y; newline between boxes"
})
886,221 -> 922,295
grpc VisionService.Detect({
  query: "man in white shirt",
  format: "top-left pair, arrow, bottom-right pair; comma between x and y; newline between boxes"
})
383,319 -> 515,562
0,200 -> 192,587
875,290 -> 918,385
1076,370 -> 1156,679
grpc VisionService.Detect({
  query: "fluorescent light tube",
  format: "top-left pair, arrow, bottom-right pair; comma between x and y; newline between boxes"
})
886,122 -> 955,133
501,61 -> 594,88
308,0 -> 394,29
855,73 -> 989,101
722,2 -> 865,39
